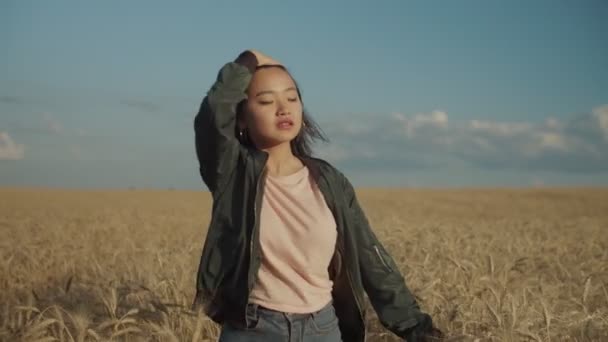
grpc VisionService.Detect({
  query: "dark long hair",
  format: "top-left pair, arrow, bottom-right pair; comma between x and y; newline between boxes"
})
236,65 -> 328,158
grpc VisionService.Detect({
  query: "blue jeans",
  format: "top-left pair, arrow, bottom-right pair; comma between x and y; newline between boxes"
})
218,301 -> 342,342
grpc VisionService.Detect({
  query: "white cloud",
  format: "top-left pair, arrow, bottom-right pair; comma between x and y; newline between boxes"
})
320,104 -> 608,173
545,117 -> 562,130
592,104 -> 608,142
471,136 -> 495,151
469,119 -> 531,137
522,132 -> 571,157
42,112 -> 64,134
393,110 -> 448,138
538,132 -> 569,151
0,132 -> 25,160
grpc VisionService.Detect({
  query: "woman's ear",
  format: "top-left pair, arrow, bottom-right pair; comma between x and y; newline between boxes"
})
237,121 -> 246,132
236,118 -> 247,143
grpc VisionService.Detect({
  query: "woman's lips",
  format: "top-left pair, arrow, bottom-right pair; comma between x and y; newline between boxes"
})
276,120 -> 294,130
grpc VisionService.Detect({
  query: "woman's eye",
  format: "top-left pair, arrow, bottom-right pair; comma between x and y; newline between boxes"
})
288,97 -> 298,102
258,100 -> 273,105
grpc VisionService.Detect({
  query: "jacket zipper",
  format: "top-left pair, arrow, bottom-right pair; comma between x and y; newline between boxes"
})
346,261 -> 366,340
341,238 -> 366,340
322,168 -> 365,340
245,155 -> 267,320
249,166 -> 265,289
373,245 -> 392,272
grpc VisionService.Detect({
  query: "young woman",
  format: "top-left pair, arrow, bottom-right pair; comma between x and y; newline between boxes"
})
192,49 -> 443,342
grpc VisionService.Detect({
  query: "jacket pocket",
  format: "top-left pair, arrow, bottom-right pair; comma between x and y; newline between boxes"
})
373,244 -> 394,273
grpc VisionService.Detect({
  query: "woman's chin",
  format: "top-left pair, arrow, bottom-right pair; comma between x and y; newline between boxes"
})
261,135 -> 298,148
272,131 -> 299,143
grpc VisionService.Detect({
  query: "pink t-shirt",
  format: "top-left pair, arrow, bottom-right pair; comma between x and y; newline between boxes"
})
249,165 -> 338,314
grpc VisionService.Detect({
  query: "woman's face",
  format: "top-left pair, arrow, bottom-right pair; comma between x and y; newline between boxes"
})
240,67 -> 303,149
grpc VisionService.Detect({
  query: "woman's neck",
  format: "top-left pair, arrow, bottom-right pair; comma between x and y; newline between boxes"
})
263,142 -> 304,177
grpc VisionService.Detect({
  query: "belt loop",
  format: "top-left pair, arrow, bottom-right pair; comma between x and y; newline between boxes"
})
246,303 -> 259,328
309,304 -> 322,321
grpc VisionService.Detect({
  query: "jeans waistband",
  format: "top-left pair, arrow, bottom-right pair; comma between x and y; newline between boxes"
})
247,300 -> 334,321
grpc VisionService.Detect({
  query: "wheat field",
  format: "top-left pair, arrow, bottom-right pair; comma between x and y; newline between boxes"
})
1,187 -> 607,341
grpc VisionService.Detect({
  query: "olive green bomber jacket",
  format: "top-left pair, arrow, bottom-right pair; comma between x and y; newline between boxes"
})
192,59 -> 428,341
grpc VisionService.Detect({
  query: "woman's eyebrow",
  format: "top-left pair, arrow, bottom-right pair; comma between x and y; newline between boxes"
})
255,87 -> 297,97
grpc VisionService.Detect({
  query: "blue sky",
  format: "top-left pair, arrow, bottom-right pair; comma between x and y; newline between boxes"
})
1,0 -> 607,189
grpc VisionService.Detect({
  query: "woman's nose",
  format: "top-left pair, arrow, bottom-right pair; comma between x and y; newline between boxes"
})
276,102 -> 290,116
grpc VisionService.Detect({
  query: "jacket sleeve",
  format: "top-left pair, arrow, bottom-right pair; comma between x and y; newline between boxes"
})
341,174 -> 429,339
194,52 -> 257,193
